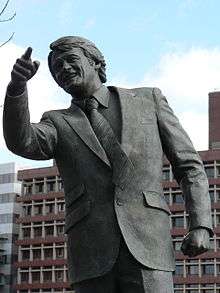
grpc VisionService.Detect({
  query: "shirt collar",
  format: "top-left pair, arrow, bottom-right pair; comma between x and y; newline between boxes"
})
92,85 -> 110,108
71,85 -> 110,110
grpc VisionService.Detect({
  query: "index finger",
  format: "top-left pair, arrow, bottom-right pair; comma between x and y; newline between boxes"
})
22,47 -> 33,60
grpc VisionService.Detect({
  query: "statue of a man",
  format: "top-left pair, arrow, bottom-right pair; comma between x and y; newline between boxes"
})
3,36 -> 213,292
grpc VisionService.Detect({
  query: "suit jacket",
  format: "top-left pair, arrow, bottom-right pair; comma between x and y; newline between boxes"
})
3,86 -> 213,285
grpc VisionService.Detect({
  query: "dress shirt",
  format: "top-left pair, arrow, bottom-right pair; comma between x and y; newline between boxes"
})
73,85 -> 122,143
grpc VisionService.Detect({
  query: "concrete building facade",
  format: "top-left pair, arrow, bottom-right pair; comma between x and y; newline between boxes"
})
0,162 -> 22,293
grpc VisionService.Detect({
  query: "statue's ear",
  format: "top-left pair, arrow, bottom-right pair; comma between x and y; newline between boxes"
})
94,62 -> 101,70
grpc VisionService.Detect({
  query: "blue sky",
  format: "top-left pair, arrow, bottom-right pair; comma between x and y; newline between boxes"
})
1,0 -> 220,169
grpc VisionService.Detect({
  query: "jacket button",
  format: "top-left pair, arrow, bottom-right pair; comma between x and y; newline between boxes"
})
116,198 -> 123,206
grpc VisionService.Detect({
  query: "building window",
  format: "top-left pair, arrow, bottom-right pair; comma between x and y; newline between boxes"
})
33,249 -> 41,260
216,239 -> 220,250
216,165 -> 220,177
172,193 -> 184,204
21,272 -> 29,283
162,169 -> 170,181
43,271 -> 52,282
164,194 -> 170,205
0,193 -> 16,203
57,225 -> 64,236
205,167 -> 214,178
46,178 -> 56,192
23,184 -> 33,195
22,250 -> 30,260
22,228 -> 31,239
58,179 -> 64,192
32,271 -> 40,283
174,265 -> 183,276
56,247 -> 64,259
45,204 -> 55,214
216,190 -> 220,201
172,217 -> 184,228
216,264 -> 220,275
33,227 -> 42,238
186,265 -> 199,275
35,182 -> 44,193
44,248 -> 53,259
209,239 -> 215,251
55,270 -> 64,282
202,264 -> 214,275
209,191 -> 215,203
0,173 -> 15,184
0,254 -> 7,264
23,205 -> 32,216
45,226 -> 54,236
216,215 -> 220,227
0,213 -> 13,223
173,241 -> 182,251
57,202 -> 65,212
34,205 -> 43,215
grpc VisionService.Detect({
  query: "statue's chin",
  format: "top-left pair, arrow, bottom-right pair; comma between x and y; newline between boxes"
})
63,82 -> 86,97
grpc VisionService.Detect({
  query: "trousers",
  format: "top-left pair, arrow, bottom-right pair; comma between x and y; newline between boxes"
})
73,238 -> 174,293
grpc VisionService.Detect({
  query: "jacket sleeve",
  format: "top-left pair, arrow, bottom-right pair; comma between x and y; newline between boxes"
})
152,87 -> 213,235
3,88 -> 57,160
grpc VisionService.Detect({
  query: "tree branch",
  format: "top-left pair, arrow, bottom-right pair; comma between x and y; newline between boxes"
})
0,0 -> 10,17
0,32 -> 14,48
0,11 -> 16,22
0,1 -> 16,47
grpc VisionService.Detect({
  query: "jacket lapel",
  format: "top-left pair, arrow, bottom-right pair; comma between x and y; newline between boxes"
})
62,104 -> 111,168
111,87 -> 141,158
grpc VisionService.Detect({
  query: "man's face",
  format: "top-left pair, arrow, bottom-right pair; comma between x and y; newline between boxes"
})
51,47 -> 99,95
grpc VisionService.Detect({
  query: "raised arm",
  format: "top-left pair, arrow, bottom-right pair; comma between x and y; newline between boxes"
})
3,47 -> 57,160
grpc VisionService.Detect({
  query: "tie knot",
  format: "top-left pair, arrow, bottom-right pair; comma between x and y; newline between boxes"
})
86,97 -> 99,112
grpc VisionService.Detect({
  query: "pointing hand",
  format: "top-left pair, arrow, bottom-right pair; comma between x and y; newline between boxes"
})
9,47 -> 40,96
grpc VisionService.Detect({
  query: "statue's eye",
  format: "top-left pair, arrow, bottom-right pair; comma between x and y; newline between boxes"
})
53,60 -> 63,72
67,57 -> 76,63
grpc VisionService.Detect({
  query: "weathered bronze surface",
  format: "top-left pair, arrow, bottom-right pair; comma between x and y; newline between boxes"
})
3,36 -> 213,292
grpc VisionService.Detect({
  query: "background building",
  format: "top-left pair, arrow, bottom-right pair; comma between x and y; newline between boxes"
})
0,162 -> 22,293
14,91 -> 220,293
169,91 -> 220,293
15,166 -> 70,293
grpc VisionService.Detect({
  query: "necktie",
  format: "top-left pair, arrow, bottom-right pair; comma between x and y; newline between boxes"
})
86,97 -> 134,188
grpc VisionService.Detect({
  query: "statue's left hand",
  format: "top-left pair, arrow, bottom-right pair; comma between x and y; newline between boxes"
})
181,228 -> 210,257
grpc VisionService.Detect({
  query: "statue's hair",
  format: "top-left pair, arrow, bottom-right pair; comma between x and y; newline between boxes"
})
48,36 -> 107,83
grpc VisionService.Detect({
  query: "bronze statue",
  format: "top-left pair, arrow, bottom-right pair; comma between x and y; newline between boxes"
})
3,36 -> 213,293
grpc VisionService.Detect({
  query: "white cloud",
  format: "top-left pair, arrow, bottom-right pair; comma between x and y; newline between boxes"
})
110,47 -> 220,151
142,47 -> 220,150
178,111 -> 208,151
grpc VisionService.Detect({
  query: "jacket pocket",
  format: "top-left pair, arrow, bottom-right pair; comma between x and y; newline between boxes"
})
65,183 -> 85,209
65,200 -> 91,233
142,191 -> 171,215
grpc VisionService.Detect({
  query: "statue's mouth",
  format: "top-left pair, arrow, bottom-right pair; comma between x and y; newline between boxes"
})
62,72 -> 78,82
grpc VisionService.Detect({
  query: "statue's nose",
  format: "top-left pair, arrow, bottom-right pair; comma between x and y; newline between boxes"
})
63,60 -> 72,70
